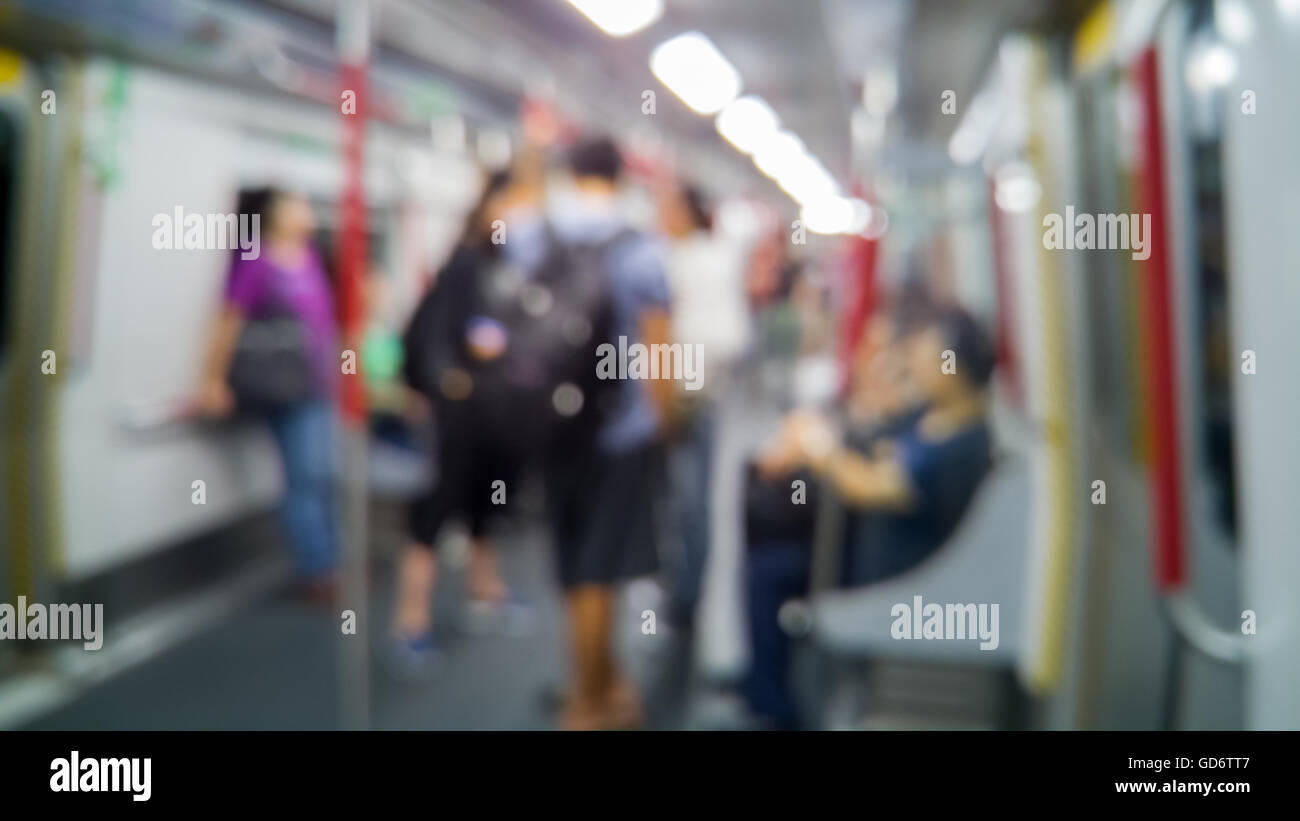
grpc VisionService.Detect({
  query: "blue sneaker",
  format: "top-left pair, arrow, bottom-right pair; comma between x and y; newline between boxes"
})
380,629 -> 444,681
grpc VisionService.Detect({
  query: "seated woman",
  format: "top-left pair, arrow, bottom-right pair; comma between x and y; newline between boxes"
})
798,306 -> 995,583
741,306 -> 995,728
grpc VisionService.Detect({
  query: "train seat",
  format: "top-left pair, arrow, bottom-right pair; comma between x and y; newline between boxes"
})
809,456 -> 1032,665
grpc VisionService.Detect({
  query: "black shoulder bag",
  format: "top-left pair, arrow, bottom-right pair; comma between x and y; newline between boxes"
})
228,278 -> 317,411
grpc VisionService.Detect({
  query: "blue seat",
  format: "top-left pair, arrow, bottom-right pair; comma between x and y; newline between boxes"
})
808,457 -> 1032,666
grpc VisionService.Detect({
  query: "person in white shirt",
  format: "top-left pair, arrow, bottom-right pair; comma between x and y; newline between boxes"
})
646,182 -> 752,724
660,184 -> 751,391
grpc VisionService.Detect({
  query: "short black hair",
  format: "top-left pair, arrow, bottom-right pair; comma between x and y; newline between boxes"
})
568,135 -> 623,182
931,307 -> 995,389
680,183 -> 712,232
236,186 -> 281,231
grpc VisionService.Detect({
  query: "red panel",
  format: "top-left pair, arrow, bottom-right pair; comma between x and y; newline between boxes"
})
838,232 -> 880,395
1133,46 -> 1186,590
337,61 -> 369,426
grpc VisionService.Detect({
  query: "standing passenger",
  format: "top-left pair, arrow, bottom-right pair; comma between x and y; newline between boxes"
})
510,136 -> 674,729
197,187 -> 339,599
388,169 -> 529,673
647,182 -> 750,724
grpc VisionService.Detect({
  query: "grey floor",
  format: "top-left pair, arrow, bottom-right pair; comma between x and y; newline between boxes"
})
15,367 -> 803,731
21,522 -> 587,731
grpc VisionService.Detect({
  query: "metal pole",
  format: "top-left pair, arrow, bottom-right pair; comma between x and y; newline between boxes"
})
336,0 -> 371,731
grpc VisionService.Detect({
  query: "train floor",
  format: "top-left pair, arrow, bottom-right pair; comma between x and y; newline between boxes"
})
13,503 -> 756,731
6,379 -> 790,730
15,517 -> 733,730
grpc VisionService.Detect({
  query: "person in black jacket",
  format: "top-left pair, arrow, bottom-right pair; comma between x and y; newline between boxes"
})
387,169 -> 530,673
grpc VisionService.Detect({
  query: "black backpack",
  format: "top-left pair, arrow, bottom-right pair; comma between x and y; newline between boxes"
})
492,226 -> 632,452
402,228 -> 632,453
402,246 -> 476,401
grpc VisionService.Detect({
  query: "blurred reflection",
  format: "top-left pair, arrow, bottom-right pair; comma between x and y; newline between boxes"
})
0,0 -> 1293,733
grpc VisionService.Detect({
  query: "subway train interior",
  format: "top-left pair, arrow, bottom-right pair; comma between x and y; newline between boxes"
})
0,0 -> 1296,732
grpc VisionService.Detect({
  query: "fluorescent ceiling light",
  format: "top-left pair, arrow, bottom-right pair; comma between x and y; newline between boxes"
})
777,154 -> 839,205
651,32 -> 742,115
801,195 -> 871,235
566,0 -> 663,37
716,96 -> 780,154
751,130 -> 804,179
749,128 -> 844,211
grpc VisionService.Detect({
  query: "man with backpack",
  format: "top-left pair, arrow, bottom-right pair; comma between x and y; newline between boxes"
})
505,135 -> 674,729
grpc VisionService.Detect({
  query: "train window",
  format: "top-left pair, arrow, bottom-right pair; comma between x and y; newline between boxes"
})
0,110 -> 15,364
1183,2 -> 1238,540
1189,126 -> 1236,538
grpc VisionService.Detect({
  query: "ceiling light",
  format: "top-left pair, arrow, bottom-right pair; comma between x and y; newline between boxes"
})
566,0 -> 663,37
751,130 -> 804,179
650,31 -> 742,115
716,96 -> 780,154
777,154 -> 839,205
801,195 -> 871,235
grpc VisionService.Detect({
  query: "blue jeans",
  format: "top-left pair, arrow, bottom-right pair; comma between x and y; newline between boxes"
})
666,403 -> 715,629
267,399 -> 339,580
743,539 -> 811,729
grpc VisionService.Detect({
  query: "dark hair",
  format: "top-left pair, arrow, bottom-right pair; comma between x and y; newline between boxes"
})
680,183 -> 712,232
460,168 -> 514,251
774,258 -> 802,302
886,274 -> 936,339
567,135 -> 622,182
236,186 -> 281,233
930,307 -> 995,389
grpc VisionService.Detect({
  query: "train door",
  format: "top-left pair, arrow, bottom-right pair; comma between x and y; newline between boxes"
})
1216,0 -> 1300,730
1151,0 -> 1243,729
0,49 -> 61,638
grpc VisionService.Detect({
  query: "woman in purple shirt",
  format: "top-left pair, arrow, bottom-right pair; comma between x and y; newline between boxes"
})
198,187 -> 339,596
